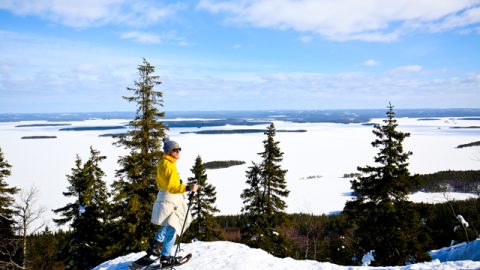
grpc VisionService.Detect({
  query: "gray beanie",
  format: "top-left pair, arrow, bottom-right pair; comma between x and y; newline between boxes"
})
163,137 -> 181,153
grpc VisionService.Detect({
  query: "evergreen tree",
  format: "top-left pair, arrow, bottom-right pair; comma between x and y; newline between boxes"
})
53,147 -> 110,269
185,156 -> 222,241
259,123 -> 289,222
27,227 -> 67,270
345,103 -> 430,265
110,58 -> 168,254
0,146 -> 21,269
240,163 -> 265,240
240,123 -> 292,257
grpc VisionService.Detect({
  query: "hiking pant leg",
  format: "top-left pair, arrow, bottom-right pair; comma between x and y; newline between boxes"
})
154,226 -> 167,242
160,225 -> 177,256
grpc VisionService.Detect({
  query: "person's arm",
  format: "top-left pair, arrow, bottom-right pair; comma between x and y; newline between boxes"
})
166,167 -> 187,194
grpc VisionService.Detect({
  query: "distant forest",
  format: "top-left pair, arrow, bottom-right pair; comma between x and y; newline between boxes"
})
414,170 -> 480,193
457,141 -> 480,148
21,136 -> 57,139
181,129 -> 307,135
3,108 -> 480,123
203,160 -> 246,170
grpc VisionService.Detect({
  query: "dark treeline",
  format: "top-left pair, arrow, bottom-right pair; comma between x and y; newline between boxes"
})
457,141 -> 480,148
203,160 -> 246,170
21,136 -> 57,139
180,129 -> 307,135
25,228 -> 67,270
414,170 -> 480,193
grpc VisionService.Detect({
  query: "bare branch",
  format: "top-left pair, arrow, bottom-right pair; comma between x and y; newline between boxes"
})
14,185 -> 47,269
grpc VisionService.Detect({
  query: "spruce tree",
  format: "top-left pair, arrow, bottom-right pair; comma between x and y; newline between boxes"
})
110,58 -> 168,254
240,162 -> 264,240
259,123 -> 289,222
240,123 -> 292,257
185,156 -> 222,241
0,147 -> 20,269
27,227 -> 67,270
53,147 -> 110,269
345,103 -> 430,265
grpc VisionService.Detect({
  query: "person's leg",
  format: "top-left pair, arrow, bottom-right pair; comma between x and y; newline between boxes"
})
160,225 -> 177,256
147,226 -> 166,256
135,226 -> 166,267
154,226 -> 167,242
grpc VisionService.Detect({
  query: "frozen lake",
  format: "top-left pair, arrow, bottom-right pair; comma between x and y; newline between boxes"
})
0,115 -> 479,230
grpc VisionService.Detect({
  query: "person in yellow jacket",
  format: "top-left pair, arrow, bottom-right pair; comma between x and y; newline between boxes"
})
145,138 -> 198,263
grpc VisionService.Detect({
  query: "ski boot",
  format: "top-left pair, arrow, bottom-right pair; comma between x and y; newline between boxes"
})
129,240 -> 163,269
147,240 -> 163,257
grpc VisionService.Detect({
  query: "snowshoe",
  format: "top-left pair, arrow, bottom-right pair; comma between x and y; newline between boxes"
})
129,254 -> 157,270
149,253 -> 192,269
147,240 -> 163,257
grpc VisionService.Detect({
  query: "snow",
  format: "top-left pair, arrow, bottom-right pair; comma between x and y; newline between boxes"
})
362,250 -> 375,266
0,117 -> 479,231
92,240 -> 480,270
430,239 -> 480,262
457,215 -> 470,228
408,192 -> 477,204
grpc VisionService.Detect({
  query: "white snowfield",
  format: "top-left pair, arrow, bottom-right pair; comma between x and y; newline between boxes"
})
408,192 -> 478,204
1,116 -> 479,232
92,240 -> 480,270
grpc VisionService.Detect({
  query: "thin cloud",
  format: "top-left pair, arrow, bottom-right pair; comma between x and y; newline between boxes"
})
299,35 -> 313,43
0,64 -> 13,73
364,59 -> 380,67
422,6 -> 480,32
466,72 -> 480,81
163,68 -> 480,110
120,31 -> 190,46
0,0 -> 185,28
198,0 -> 480,42
121,31 -> 162,44
389,65 -> 423,74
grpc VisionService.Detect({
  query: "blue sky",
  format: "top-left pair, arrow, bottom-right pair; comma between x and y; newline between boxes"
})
0,0 -> 479,113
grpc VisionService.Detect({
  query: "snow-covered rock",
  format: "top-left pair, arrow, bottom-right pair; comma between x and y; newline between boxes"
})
430,238 -> 480,262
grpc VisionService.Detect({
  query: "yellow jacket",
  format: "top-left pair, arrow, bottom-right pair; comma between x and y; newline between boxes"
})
156,153 -> 187,194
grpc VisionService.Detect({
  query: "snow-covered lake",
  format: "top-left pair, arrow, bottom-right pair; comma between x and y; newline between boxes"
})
0,116 -> 479,230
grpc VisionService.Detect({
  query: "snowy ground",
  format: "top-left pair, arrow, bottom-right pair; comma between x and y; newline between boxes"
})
92,239 -> 480,270
0,116 -> 479,231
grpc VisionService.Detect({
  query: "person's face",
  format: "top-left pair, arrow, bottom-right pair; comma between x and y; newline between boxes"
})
169,148 -> 181,159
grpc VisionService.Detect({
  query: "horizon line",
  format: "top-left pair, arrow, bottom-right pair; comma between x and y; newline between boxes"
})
2,107 -> 480,115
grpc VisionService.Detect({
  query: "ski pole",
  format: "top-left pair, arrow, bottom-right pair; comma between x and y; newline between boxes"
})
172,190 -> 195,261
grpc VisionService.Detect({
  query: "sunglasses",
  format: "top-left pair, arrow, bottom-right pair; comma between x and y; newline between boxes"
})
172,148 -> 182,153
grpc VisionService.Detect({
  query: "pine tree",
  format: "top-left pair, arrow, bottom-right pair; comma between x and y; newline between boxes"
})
110,58 -> 168,254
240,123 -> 292,257
345,103 -> 430,265
0,146 -> 21,269
185,156 -> 222,241
53,147 -> 110,269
